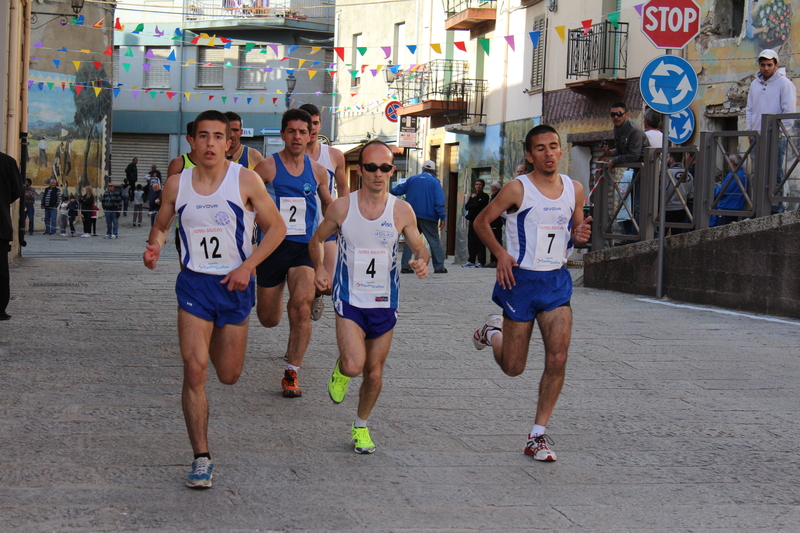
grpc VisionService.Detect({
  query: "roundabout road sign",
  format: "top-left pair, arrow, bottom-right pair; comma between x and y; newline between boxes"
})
639,55 -> 698,115
385,101 -> 402,123
668,108 -> 695,144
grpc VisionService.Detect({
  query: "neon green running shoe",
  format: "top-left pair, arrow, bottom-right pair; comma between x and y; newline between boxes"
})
328,358 -> 351,404
351,424 -> 376,454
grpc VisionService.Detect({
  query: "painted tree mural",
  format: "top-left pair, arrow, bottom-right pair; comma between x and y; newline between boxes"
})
72,59 -> 112,190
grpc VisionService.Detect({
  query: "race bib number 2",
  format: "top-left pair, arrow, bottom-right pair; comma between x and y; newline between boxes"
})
280,197 -> 306,235
189,226 -> 231,273
533,224 -> 566,270
353,249 -> 389,293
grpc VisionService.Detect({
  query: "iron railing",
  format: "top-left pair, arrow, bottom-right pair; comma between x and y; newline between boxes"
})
442,0 -> 496,18
566,21 -> 627,78
185,0 -> 334,25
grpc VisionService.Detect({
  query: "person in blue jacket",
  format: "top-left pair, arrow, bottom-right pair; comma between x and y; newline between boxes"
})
712,153 -> 750,227
391,160 -> 448,273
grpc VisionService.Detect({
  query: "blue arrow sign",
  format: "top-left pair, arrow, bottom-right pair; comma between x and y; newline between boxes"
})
668,108 -> 695,144
640,55 -> 698,115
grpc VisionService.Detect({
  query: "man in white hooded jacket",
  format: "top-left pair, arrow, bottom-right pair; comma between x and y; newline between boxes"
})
746,48 -> 797,213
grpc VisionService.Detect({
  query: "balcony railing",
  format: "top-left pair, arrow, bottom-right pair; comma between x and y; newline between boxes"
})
442,0 -> 496,31
443,0 -> 495,18
566,21 -> 627,78
185,0 -> 334,25
391,60 -> 486,124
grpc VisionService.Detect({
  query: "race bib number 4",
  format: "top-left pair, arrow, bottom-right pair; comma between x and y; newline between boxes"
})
353,249 -> 389,293
533,224 -> 566,270
189,226 -> 231,273
280,197 -> 307,235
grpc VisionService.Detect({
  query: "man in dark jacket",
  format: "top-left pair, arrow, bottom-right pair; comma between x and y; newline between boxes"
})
0,152 -> 24,319
125,157 -> 139,189
101,183 -> 122,239
40,177 -> 60,235
464,178 -> 490,267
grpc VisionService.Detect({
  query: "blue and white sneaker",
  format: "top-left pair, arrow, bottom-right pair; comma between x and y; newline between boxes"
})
186,457 -> 213,489
462,261 -> 476,268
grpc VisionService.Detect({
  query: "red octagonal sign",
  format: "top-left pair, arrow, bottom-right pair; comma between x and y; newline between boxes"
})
641,0 -> 701,49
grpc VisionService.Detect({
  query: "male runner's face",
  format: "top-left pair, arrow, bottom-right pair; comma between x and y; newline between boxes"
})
308,114 -> 322,145
228,120 -> 243,149
191,120 -> 232,166
282,120 -> 311,157
358,144 -> 394,194
525,132 -> 562,176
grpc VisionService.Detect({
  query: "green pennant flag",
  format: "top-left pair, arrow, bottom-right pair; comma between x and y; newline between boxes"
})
357,47 -> 367,56
479,39 -> 490,55
221,96 -> 227,103
124,47 -> 134,57
151,91 -> 157,99
607,11 -> 620,28
245,42 -> 256,53
225,61 -> 233,67
122,63 -> 130,72
47,82 -> 54,90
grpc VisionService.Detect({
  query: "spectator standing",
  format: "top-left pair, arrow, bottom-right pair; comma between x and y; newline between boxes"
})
66,195 -> 79,237
101,183 -> 122,239
121,179 -> 131,217
663,153 -> 694,235
148,181 -> 161,226
132,184 -> 145,227
486,180 -> 504,268
91,204 -> 99,236
125,157 -> 139,189
643,107 -> 663,149
0,152 -> 23,320
390,160 -> 448,274
40,178 -> 60,235
712,154 -> 750,227
746,48 -> 796,214
464,179 -> 490,267
79,186 -> 95,237
23,179 -> 35,234
58,195 -> 69,236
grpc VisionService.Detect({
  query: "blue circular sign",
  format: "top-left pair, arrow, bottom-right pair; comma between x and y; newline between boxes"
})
668,108 -> 695,144
639,55 -> 698,115
385,101 -> 401,123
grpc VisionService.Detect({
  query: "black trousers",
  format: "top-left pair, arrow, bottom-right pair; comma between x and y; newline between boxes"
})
0,240 -> 9,314
467,220 -> 486,265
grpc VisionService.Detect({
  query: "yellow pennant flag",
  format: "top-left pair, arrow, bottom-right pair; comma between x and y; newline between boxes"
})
72,61 -> 81,71
183,59 -> 196,67
80,49 -> 91,54
376,64 -> 384,72
431,43 -> 442,54
94,87 -> 102,97
259,97 -> 264,104
298,59 -> 306,68
555,26 -> 566,43
308,70 -> 317,80
276,89 -> 283,94
199,33 -> 210,39
184,92 -> 191,100
195,93 -> 200,99
208,37 -> 216,46
310,47 -> 322,54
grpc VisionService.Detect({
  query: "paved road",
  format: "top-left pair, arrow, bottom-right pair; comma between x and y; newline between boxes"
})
3,225 -> 800,532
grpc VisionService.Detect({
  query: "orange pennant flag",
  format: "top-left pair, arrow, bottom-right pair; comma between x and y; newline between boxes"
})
93,18 -> 105,28
431,43 -> 442,54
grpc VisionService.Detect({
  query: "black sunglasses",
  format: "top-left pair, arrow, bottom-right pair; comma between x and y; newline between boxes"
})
609,111 -> 626,118
361,163 -> 394,173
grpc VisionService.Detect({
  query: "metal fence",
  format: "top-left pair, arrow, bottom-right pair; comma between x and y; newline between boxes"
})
566,21 -> 628,78
185,0 -> 334,24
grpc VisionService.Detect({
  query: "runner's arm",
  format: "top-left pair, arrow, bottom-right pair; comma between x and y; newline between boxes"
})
396,200 -> 430,279
313,161 -> 334,215
309,197 -> 349,292
143,174 -> 179,269
330,146 -> 350,197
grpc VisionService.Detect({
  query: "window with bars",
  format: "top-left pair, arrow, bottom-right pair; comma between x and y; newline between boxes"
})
197,47 -> 224,88
145,48 -> 172,89
529,15 -> 546,91
323,48 -> 334,94
112,48 -> 120,86
238,47 -> 267,89
352,33 -> 362,88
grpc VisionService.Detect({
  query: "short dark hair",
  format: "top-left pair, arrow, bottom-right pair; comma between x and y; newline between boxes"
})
524,124 -> 560,153
224,111 -> 242,125
299,103 -> 320,117
611,102 -> 628,112
191,110 -> 231,139
475,179 -> 486,187
281,109 -> 313,132
185,121 -> 194,136
357,140 -> 393,166
25,178 -> 32,185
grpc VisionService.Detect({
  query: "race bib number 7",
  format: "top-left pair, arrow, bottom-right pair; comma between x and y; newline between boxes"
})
533,224 -> 566,270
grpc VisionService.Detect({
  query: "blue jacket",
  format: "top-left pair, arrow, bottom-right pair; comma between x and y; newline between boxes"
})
391,171 -> 446,223
716,167 -> 749,211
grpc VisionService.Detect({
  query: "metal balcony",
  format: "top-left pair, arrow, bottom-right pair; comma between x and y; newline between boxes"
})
566,20 -> 628,79
185,0 -> 334,27
392,60 -> 486,126
443,0 -> 496,31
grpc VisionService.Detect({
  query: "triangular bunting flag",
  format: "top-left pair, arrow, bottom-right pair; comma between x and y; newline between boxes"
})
357,47 -> 367,56
219,36 -> 231,43
224,61 -> 233,67
407,45 -> 417,55
504,35 -> 515,51
154,26 -> 164,37
167,50 -> 176,61
125,47 -> 134,57
145,49 -> 155,59
167,92 -> 176,99
52,59 -> 61,68
582,19 -> 592,35
150,91 -> 157,99
529,31 -> 541,48
634,3 -> 644,17
93,18 -> 104,28
209,95 -> 214,101
123,63 -> 130,72
47,82 -> 54,91
32,40 -> 43,48
72,61 -> 81,71
190,36 -> 201,44
259,98 -> 264,105
224,42 -> 231,49
132,23 -> 144,34
233,97 -> 238,104
74,85 -> 83,96
221,96 -> 227,103
184,92 -> 191,100
114,18 -> 124,30
381,46 -> 392,59
370,69 -> 377,77
103,46 -> 113,55
328,70 -> 337,78
431,43 -> 442,54
308,70 -> 317,80
94,87 -> 102,97
113,88 -> 121,98
173,28 -> 183,40
93,62 -> 102,70
555,26 -> 566,43
334,47 -> 345,61
245,42 -> 256,53
268,44 -> 279,57
57,47 -> 67,52
478,39 -> 490,55
361,64 -> 368,73
288,45 -> 299,55
298,59 -> 306,68
349,70 -> 358,78
247,97 -> 252,104
72,15 -> 84,25
164,65 -> 171,72
455,41 -> 466,52
143,64 -> 151,73
310,47 -> 322,54
607,11 -> 620,28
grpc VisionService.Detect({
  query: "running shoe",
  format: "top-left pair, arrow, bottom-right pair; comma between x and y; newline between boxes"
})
524,434 -> 557,462
328,358 -> 350,404
311,295 -> 324,321
462,261 -> 476,268
351,424 -> 376,454
472,314 -> 503,350
282,369 -> 302,398
186,457 -> 213,488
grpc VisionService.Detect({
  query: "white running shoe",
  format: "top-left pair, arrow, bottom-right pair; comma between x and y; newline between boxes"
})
311,295 -> 324,321
524,434 -> 557,462
472,314 -> 503,350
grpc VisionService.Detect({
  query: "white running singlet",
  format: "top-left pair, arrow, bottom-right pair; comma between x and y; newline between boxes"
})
176,163 -> 256,275
333,192 -> 400,308
502,174 -> 575,271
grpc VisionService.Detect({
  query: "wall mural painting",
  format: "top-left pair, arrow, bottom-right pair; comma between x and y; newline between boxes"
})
745,0 -> 792,49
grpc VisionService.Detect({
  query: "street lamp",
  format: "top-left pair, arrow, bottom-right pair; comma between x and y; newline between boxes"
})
383,60 -> 395,85
32,0 -> 86,27
285,72 -> 297,109
71,0 -> 85,14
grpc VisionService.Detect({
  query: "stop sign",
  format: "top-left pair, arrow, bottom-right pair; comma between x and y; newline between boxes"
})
641,0 -> 701,49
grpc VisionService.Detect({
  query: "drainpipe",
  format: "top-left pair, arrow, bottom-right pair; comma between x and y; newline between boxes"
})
498,0 -> 510,179
7,0 -> 25,157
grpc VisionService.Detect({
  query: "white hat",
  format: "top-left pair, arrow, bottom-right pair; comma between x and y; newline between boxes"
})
758,49 -> 779,62
422,160 -> 436,171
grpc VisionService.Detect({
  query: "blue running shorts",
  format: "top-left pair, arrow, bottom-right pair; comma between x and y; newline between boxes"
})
334,300 -> 398,340
176,268 -> 255,327
492,266 -> 572,323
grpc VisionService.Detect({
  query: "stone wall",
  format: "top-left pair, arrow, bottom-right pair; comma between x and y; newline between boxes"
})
584,210 -> 800,319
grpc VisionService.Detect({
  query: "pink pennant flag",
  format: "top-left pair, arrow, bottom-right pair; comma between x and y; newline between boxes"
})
634,3 -> 644,17
143,64 -> 151,73
381,46 -> 391,59
370,69 -> 378,77
267,44 -> 278,57
504,35 -> 515,51
145,49 -> 155,59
